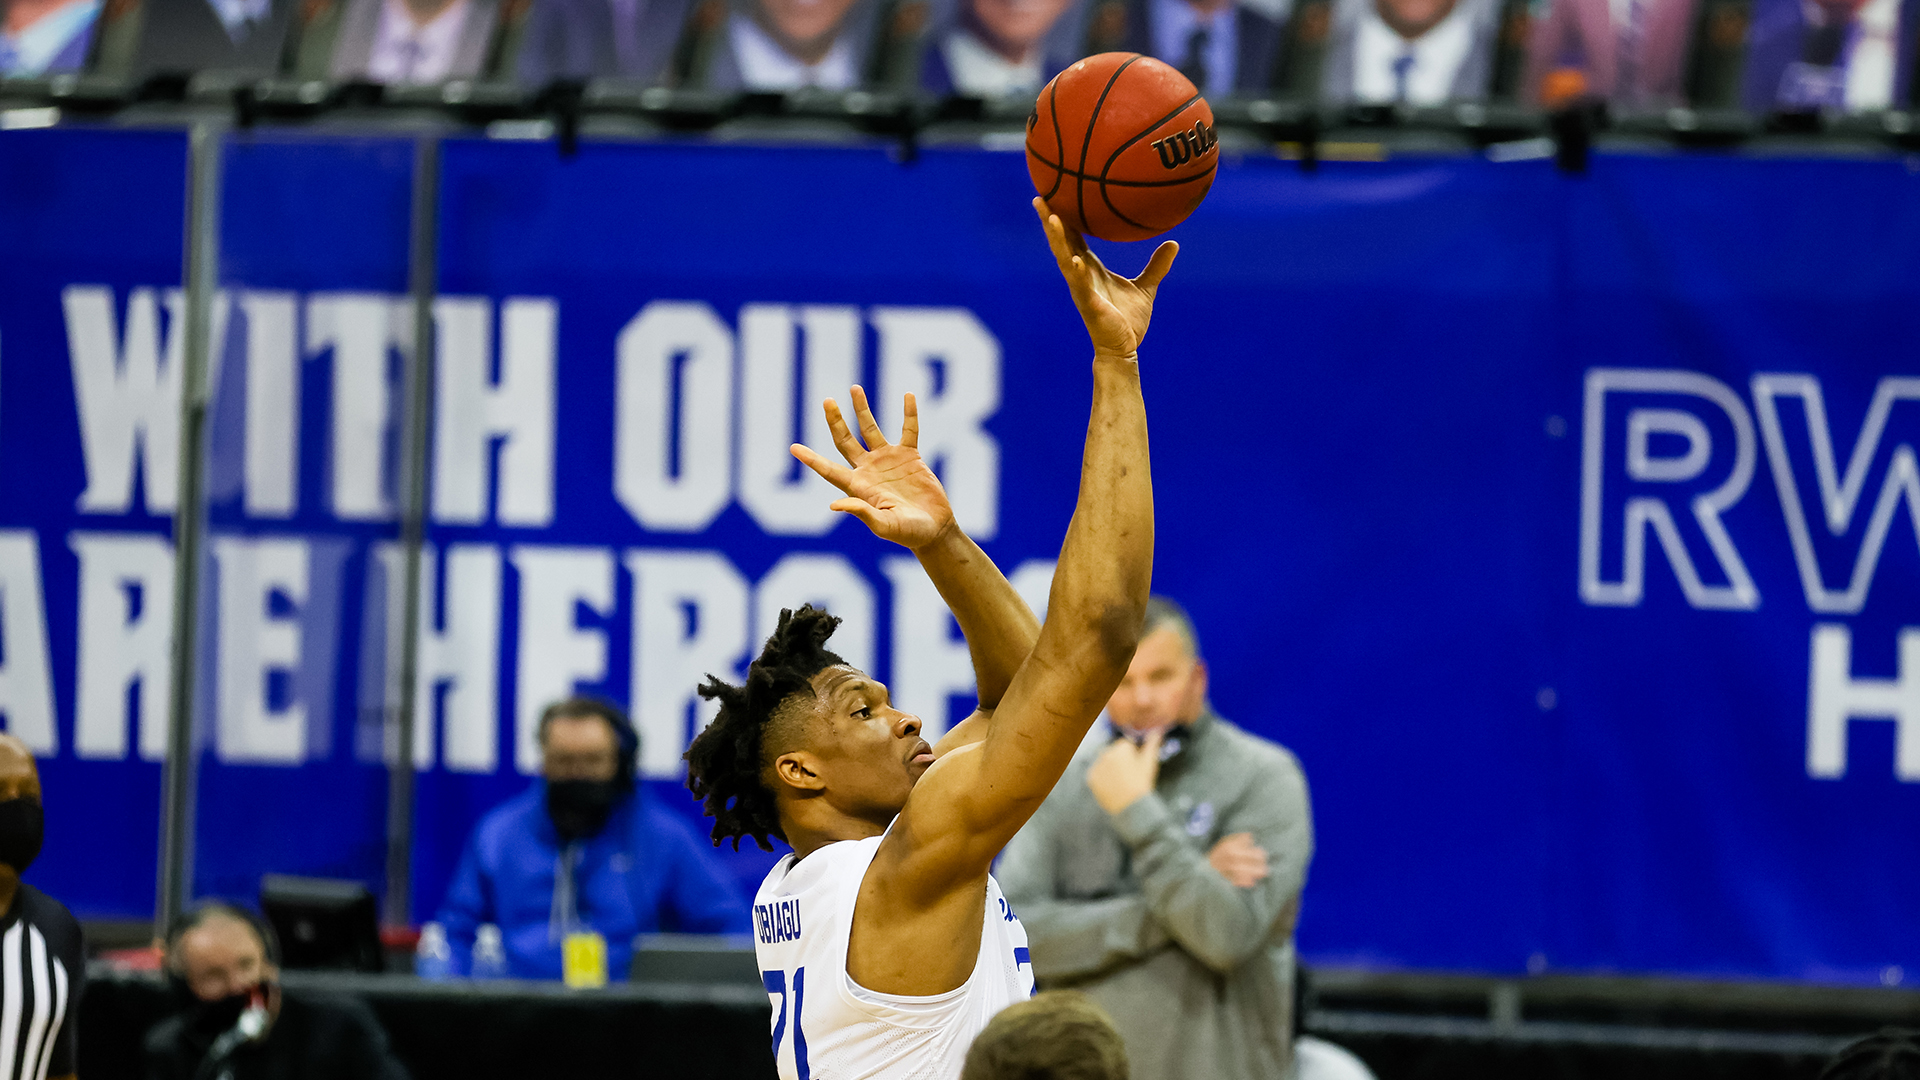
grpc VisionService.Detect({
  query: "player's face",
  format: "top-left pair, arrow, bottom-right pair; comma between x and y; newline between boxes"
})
1106,627 -> 1206,734
969,0 -> 1075,56
809,666 -> 933,819
756,0 -> 862,52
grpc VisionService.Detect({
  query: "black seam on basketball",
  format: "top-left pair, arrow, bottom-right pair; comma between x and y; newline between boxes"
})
1099,93 -> 1206,183
1027,148 -> 1219,188
1076,54 -> 1141,230
1047,77 -> 1064,201
1044,78 -> 1075,201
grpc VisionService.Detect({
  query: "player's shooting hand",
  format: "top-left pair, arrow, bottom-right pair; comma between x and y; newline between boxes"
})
1087,730 -> 1163,815
790,387 -> 955,551
1208,832 -> 1270,889
1033,196 -> 1178,360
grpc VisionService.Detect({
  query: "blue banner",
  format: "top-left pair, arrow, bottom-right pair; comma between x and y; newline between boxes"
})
2,126 -> 1917,986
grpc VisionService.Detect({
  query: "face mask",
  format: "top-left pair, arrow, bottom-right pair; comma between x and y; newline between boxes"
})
0,798 -> 44,874
187,983 -> 268,1037
546,780 -> 620,841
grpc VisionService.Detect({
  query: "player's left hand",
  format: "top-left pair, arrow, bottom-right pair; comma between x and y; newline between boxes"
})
790,386 -> 955,551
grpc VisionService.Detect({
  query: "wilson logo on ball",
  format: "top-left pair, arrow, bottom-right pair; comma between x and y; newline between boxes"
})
1149,120 -> 1217,170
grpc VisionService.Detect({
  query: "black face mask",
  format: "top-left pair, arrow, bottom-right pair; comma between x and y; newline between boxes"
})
546,780 -> 621,841
0,798 -> 44,875
183,982 -> 269,1038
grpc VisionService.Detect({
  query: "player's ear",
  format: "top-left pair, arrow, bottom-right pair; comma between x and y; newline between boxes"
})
772,751 -> 827,793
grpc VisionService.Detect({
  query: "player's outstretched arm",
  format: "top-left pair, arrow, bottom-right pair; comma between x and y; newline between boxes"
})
889,199 -> 1173,888
789,388 -> 1039,734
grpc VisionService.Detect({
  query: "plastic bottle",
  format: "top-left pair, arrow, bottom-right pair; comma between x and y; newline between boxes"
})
414,922 -> 452,980
471,923 -> 510,980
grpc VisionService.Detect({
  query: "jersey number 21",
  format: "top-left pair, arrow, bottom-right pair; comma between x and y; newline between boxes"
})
763,967 -> 810,1079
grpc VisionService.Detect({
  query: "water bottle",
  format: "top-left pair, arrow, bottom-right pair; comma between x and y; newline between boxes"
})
472,923 -> 510,980
414,922 -> 452,980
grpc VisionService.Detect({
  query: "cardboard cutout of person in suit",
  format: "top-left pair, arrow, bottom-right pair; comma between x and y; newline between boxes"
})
515,0 -> 688,82
1521,0 -> 1696,106
125,0 -> 295,76
1120,0 -> 1285,97
326,0 -> 499,81
920,0 -> 1082,94
0,0 -> 101,73
1321,0 -> 1497,102
701,0 -> 874,87
1741,0 -> 1916,110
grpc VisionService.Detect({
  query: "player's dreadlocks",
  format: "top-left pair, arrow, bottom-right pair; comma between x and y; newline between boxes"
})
686,605 -> 846,852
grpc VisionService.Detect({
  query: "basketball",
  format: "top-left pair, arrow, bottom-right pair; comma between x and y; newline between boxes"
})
1026,52 -> 1218,243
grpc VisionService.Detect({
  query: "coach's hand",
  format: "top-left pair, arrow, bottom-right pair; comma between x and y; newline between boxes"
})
1033,196 -> 1178,359
1208,832 -> 1270,889
791,386 -> 956,551
1087,730 -> 1164,814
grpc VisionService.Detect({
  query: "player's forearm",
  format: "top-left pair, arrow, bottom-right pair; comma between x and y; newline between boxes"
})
914,526 -> 1039,710
1044,352 -> 1153,674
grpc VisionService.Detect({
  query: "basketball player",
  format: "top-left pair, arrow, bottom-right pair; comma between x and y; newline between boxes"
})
683,196 -> 1176,1080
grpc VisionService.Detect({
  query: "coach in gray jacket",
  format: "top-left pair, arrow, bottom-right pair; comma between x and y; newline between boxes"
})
999,597 -> 1314,1080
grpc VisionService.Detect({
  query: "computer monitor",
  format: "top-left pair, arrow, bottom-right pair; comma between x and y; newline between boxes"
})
259,875 -> 385,973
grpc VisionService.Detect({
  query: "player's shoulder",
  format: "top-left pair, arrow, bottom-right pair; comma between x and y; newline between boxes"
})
758,835 -> 881,899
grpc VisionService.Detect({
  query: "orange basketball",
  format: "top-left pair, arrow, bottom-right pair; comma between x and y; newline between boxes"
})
1026,52 -> 1218,243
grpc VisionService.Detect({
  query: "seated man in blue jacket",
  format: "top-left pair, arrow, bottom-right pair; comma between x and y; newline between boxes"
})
436,696 -> 750,980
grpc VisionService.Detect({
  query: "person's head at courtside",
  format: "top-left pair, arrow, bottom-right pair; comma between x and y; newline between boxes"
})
686,605 -> 928,852
1821,1029 -> 1920,1080
538,696 -> 639,841
1105,596 -> 1207,739
960,991 -> 1130,1080
164,901 -> 284,1035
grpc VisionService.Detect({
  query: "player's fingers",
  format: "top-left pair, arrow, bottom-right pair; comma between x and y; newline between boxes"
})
830,497 -> 886,531
1035,200 -> 1075,265
900,393 -> 919,449
1137,240 -> 1180,291
822,398 -> 866,462
792,444 -> 855,490
850,385 -> 891,448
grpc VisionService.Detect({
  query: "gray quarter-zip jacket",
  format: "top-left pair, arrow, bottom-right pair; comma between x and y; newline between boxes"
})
997,711 -> 1314,1080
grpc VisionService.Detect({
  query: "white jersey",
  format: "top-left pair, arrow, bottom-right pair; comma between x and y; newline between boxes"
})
751,835 -> 1035,1080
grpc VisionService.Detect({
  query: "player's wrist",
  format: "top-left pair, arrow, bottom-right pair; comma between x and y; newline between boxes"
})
1093,348 -> 1139,366
909,518 -> 965,556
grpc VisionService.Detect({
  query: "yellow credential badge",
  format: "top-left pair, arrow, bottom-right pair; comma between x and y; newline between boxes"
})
562,930 -> 608,989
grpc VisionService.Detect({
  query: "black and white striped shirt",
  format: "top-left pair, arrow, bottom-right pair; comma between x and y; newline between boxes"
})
0,885 -> 81,1080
